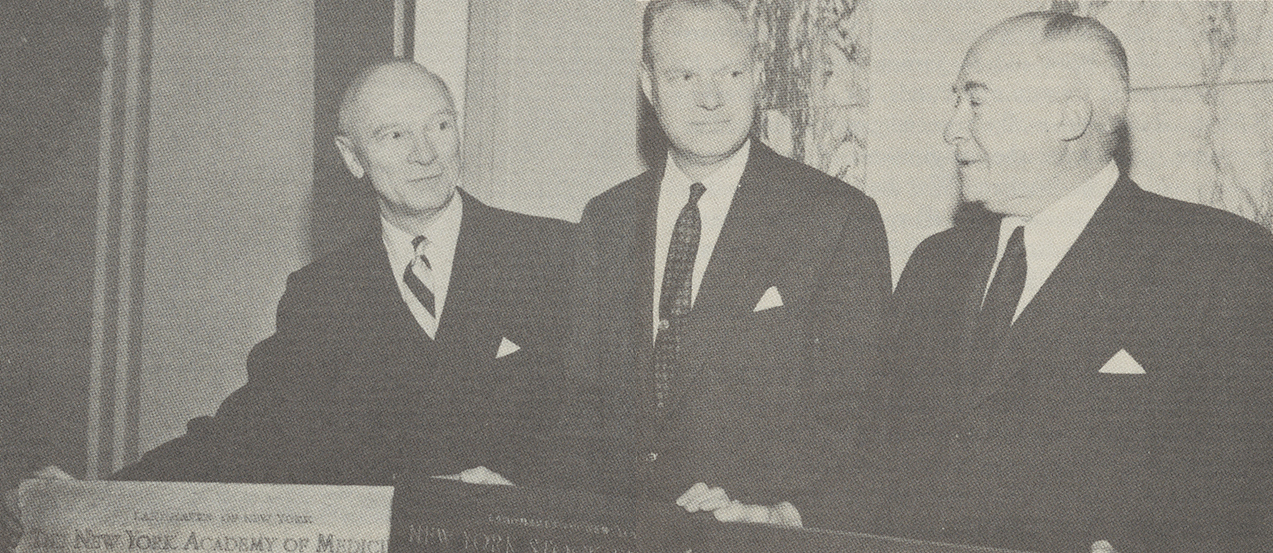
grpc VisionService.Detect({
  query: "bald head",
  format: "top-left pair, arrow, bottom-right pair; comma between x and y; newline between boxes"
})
336,60 -> 455,137
332,60 -> 462,232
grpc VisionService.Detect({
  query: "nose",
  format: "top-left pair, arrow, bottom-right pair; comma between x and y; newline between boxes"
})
695,76 -> 724,110
944,99 -> 970,146
407,132 -> 438,164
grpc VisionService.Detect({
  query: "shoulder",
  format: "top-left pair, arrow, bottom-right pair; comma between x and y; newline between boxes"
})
749,140 -> 880,218
582,169 -> 660,219
904,225 -> 975,274
1123,183 -> 1273,258
897,217 -> 995,286
462,193 -> 574,253
285,230 -> 382,289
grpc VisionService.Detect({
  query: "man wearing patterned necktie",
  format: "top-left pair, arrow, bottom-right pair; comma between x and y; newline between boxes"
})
544,0 -> 891,525
113,60 -> 573,487
829,12 -> 1273,553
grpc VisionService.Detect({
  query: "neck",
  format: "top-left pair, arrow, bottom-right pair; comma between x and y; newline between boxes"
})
1055,145 -> 1115,194
379,188 -> 456,237
669,139 -> 748,183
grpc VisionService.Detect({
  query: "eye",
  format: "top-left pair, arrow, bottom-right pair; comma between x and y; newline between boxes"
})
438,120 -> 449,131
731,70 -> 745,78
681,72 -> 693,81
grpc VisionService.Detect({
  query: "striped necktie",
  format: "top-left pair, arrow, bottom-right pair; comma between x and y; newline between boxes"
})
403,235 -> 436,319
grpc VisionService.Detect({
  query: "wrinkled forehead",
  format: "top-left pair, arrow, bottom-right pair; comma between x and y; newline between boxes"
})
345,67 -> 454,132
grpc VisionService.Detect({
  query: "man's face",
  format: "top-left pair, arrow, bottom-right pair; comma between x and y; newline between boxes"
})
336,68 -> 460,216
643,5 -> 759,169
944,33 -> 1067,217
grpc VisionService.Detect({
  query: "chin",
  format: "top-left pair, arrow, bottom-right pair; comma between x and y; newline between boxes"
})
683,136 -> 747,161
402,189 -> 456,214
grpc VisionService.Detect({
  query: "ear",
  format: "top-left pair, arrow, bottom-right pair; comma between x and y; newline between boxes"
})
1056,95 -> 1092,142
334,135 -> 365,179
640,64 -> 655,106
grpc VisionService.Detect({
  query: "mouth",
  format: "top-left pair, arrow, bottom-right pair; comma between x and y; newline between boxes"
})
408,170 -> 445,182
692,120 -> 732,129
956,159 -> 980,168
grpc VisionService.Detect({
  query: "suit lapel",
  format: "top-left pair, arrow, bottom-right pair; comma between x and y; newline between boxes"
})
961,176 -> 1153,411
958,221 -> 1001,377
690,143 -> 787,323
625,170 -> 663,372
434,189 -> 486,350
329,226 -> 436,388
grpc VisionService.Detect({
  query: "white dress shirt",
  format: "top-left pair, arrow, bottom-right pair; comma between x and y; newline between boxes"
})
652,139 -> 751,338
382,191 -> 464,338
985,161 -> 1120,322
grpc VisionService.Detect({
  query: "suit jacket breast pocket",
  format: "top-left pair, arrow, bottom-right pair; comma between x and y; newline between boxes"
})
697,306 -> 805,389
1074,372 -> 1154,440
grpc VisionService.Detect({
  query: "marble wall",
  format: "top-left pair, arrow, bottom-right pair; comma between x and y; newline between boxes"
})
752,0 -> 1273,275
751,0 -> 871,189
1063,0 -> 1273,229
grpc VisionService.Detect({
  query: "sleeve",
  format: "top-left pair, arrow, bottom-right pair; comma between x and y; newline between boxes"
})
789,191 -> 892,523
111,271 -> 310,483
1143,223 -> 1273,550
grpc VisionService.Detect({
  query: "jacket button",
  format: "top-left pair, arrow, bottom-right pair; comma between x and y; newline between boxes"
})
645,452 -> 658,462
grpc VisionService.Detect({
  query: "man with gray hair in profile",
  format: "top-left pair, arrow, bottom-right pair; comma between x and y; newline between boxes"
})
857,11 -> 1273,553
715,10 -> 1273,552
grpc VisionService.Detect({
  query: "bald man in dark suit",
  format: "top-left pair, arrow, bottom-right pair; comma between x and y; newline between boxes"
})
114,60 -> 573,487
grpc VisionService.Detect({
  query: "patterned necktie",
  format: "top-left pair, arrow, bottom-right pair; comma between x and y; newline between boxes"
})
652,182 -> 706,419
971,225 -> 1026,369
403,235 -> 436,318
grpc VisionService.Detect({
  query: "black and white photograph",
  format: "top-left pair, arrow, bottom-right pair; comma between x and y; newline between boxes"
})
4,1 -> 1273,552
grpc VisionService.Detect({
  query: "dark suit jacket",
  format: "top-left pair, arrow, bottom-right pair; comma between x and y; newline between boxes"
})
548,140 -> 891,510
115,189 -> 573,486
854,176 -> 1273,552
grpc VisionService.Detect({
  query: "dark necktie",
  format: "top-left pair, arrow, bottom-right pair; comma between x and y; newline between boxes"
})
403,235 -> 436,318
652,182 -> 706,419
971,225 -> 1026,369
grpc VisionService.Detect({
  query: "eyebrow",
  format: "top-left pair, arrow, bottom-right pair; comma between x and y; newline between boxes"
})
368,111 -> 457,135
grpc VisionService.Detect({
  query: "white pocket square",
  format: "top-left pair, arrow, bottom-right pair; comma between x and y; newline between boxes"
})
753,286 -> 784,312
496,337 -> 521,359
1098,349 -> 1145,374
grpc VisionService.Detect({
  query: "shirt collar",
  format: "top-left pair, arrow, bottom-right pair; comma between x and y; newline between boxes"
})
662,138 -> 751,193
994,161 -> 1120,318
381,190 -> 465,270
1018,161 -> 1119,231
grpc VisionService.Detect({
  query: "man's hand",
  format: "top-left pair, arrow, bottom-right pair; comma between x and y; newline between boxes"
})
432,466 -> 514,486
3,466 -> 75,553
675,483 -> 802,527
